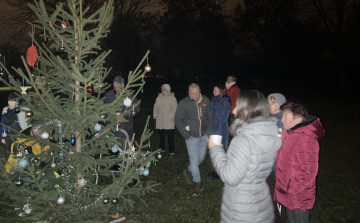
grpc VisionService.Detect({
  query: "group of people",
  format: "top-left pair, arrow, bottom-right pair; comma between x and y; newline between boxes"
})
152,75 -> 325,223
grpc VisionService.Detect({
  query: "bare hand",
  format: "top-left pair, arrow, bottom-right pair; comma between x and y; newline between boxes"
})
187,136 -> 192,140
208,139 -> 216,149
1,139 -> 5,144
2,107 -> 8,115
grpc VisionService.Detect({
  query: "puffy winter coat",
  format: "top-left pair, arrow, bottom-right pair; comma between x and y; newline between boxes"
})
153,92 -> 177,130
225,84 -> 240,112
274,116 -> 325,211
210,116 -> 282,223
211,95 -> 231,149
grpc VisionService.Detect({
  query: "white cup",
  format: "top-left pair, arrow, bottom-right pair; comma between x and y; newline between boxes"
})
210,135 -> 223,145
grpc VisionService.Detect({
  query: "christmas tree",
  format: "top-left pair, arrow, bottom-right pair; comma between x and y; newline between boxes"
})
0,0 -> 160,222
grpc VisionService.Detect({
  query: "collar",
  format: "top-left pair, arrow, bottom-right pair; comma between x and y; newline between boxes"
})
226,82 -> 236,89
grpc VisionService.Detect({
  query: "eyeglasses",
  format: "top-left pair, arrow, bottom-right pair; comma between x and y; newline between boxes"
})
268,100 -> 275,105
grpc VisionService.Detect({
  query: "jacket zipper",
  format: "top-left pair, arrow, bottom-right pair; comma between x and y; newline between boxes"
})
195,102 -> 202,137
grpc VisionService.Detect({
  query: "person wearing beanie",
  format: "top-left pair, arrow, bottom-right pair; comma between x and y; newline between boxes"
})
153,84 -> 177,155
266,93 -> 287,223
1,93 -> 22,159
104,75 -> 140,152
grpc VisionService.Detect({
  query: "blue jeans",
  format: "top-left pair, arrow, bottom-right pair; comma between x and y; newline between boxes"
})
287,209 -> 310,223
185,135 -> 208,183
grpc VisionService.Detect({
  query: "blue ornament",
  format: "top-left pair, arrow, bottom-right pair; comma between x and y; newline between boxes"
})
71,135 -> 76,146
13,107 -> 20,114
111,145 -> 119,153
143,169 -> 149,176
94,123 -> 102,131
19,159 -> 28,168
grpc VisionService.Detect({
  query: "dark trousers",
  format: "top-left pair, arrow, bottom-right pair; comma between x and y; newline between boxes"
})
266,171 -> 287,223
159,129 -> 174,153
287,209 -> 310,223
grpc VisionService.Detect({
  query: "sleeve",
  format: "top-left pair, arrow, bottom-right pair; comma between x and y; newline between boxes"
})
168,96 -> 178,119
153,97 -> 159,119
174,102 -> 191,140
288,141 -> 319,195
103,91 -> 110,104
205,98 -> 214,136
217,100 -> 231,123
209,136 -> 250,186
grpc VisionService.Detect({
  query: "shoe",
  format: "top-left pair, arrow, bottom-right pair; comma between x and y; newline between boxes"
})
208,170 -> 216,177
183,169 -> 193,185
170,153 -> 175,155
192,181 -> 203,196
212,172 -> 220,180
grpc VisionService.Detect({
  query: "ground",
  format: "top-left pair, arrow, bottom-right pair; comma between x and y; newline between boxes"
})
0,89 -> 359,222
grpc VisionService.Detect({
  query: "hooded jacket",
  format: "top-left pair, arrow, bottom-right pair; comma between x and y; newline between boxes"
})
153,92 -> 177,130
210,116 -> 282,223
211,95 -> 231,149
274,116 -> 325,211
175,94 -> 214,139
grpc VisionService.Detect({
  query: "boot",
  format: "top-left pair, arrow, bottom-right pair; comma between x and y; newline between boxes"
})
192,181 -> 203,196
183,168 -> 193,185
208,170 -> 216,177
212,172 -> 220,180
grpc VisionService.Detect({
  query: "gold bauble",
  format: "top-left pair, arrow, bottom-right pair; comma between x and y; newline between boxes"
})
144,64 -> 152,72
25,110 -> 33,117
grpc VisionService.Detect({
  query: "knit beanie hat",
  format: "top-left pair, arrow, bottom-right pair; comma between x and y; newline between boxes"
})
8,93 -> 17,101
113,75 -> 124,84
267,93 -> 286,106
162,84 -> 171,92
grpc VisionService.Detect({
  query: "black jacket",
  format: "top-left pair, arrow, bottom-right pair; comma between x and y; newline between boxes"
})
175,94 -> 214,139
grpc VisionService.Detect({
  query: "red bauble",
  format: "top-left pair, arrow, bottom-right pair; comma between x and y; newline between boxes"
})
86,86 -> 94,94
26,45 -> 39,66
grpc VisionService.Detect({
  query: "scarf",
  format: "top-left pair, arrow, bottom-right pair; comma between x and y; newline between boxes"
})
226,82 -> 236,89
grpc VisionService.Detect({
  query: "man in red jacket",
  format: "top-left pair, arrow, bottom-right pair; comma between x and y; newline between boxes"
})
275,102 -> 325,223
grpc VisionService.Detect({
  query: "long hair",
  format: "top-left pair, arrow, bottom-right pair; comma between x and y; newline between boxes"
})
216,84 -> 226,98
229,90 -> 270,136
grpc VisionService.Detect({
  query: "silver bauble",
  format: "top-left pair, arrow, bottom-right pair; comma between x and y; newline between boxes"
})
2,132 -> 7,138
131,110 -> 136,116
23,205 -> 31,214
51,163 -> 56,168
77,178 -> 87,187
100,113 -> 107,119
157,153 -> 162,159
123,97 -> 132,107
41,132 -> 49,139
144,64 -> 152,72
57,196 -> 65,204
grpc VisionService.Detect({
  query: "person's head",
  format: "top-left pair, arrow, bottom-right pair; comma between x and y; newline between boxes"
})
280,102 -> 308,130
232,90 -> 269,121
113,75 -> 124,91
188,83 -> 200,101
213,84 -> 226,98
267,93 -> 286,114
161,84 -> 171,95
8,93 -> 18,109
226,75 -> 237,84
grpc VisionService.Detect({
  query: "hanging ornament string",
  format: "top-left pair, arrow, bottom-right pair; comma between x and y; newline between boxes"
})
31,27 -> 35,46
26,27 -> 39,67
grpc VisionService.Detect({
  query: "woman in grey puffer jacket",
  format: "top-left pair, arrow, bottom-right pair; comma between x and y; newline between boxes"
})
208,90 -> 282,223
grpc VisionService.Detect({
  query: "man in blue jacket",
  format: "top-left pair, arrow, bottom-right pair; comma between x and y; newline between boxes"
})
175,83 -> 214,196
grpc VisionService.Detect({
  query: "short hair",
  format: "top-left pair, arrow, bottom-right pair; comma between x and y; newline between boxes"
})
189,83 -> 200,90
227,75 -> 237,83
280,102 -> 308,120
216,84 -> 226,98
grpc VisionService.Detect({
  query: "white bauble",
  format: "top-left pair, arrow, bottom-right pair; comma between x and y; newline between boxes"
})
51,163 -> 56,168
2,132 -> 7,138
57,196 -> 65,204
123,97 -> 132,107
41,132 -> 49,139
77,178 -> 87,187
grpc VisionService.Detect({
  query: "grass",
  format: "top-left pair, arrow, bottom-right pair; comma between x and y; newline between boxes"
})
0,91 -> 359,222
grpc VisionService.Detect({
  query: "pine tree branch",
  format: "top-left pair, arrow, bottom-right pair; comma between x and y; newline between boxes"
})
22,56 -> 62,121
48,201 -> 70,221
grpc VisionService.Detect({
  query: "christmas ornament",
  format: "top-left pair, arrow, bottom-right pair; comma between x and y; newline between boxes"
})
77,178 -> 87,187
103,197 -> 110,205
123,97 -> 132,107
111,145 -> 119,153
100,113 -> 107,119
19,159 -> 28,168
61,17 -> 67,28
13,107 -> 20,114
146,162 -> 151,168
98,78 -> 103,89
26,45 -> 39,66
0,68 -> 3,76
57,196 -> 65,204
2,131 -> 7,138
95,123 -> 102,131
111,197 -> 119,205
41,132 -> 49,139
142,169 -> 149,176
21,86 -> 28,94
157,153 -> 162,159
71,134 -> 76,146
15,178 -> 24,187
140,167 -> 145,171
25,110 -> 33,117
86,86 -> 94,94
51,156 -> 56,168
24,205 -> 31,214
145,56 -> 151,72
131,106 -> 136,116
